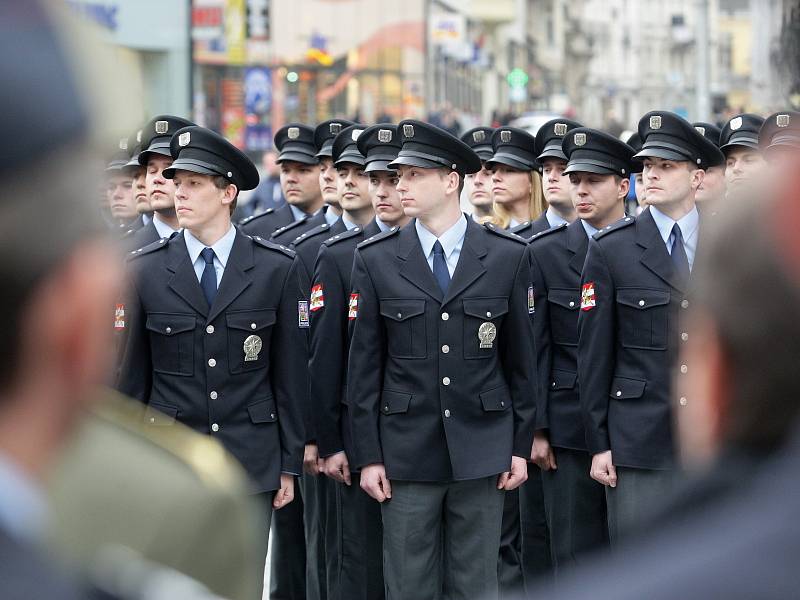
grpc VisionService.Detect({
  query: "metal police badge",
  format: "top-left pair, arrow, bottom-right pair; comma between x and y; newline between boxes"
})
178,132 -> 191,146
472,130 -> 486,143
730,116 -> 743,131
777,114 -> 791,128
695,126 -> 706,136
352,129 -> 363,141
378,129 -> 393,143
650,115 -> 662,130
243,334 -> 263,362
500,130 -> 512,143
403,124 -> 415,138
554,123 -> 568,136
574,132 -> 587,146
330,122 -> 342,134
119,138 -> 128,150
155,120 -> 169,134
478,322 -> 497,349
287,126 -> 300,139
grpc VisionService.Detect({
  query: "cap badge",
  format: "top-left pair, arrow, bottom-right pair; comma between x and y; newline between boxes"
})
119,138 -> 128,150
287,127 -> 300,139
155,120 -> 169,135
403,124 -> 415,138
730,116 -> 743,131
694,126 -> 706,136
330,123 -> 342,134
777,114 -> 790,128
574,132 -> 587,146
554,123 -> 568,136
136,130 -> 142,143
472,130 -> 486,143
500,130 -> 512,143
649,115 -> 662,130
178,132 -> 191,146
378,129 -> 393,143
352,129 -> 363,141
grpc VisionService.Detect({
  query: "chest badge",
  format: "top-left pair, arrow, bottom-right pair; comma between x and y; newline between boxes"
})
243,334 -> 263,362
478,322 -> 497,349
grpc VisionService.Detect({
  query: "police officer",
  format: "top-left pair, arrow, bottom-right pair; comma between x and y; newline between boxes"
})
759,111 -> 800,172
122,129 -> 153,230
116,126 -> 307,593
529,128 -> 635,571
578,111 -> 724,541
348,120 -> 536,600
461,127 -> 496,222
720,113 -> 765,199
693,122 -> 726,205
513,118 -> 583,238
625,132 -> 647,213
316,118 -> 355,225
105,136 -> 141,236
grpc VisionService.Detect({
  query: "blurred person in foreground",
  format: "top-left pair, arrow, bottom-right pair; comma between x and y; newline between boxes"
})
518,153 -> 800,600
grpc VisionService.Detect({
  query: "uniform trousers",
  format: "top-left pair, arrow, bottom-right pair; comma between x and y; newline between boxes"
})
254,492 -> 273,598
381,477 -> 505,600
497,488 -> 523,597
519,463 -> 552,590
606,466 -> 677,543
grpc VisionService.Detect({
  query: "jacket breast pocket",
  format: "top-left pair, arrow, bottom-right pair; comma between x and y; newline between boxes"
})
380,299 -> 427,359
227,309 -> 276,373
145,313 -> 195,376
616,288 -> 670,350
463,298 -> 508,359
547,288 -> 580,346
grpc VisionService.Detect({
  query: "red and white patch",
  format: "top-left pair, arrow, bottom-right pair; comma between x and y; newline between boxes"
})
348,293 -> 359,320
114,304 -> 125,330
581,283 -> 596,311
310,283 -> 325,311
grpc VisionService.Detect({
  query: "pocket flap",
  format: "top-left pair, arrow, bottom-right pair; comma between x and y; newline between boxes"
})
145,313 -> 195,335
548,288 -> 580,310
248,398 -> 277,423
479,386 -> 511,411
463,297 -> 509,319
616,289 -> 670,310
227,309 -> 276,332
609,376 -> 647,399
550,369 -> 577,390
144,403 -> 178,426
381,390 -> 412,415
379,299 -> 426,322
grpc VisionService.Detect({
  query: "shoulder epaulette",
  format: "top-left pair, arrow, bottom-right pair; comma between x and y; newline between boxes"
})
529,222 -> 567,243
357,225 -> 400,248
127,236 -> 170,260
510,221 -> 532,234
251,235 -> 296,258
593,215 -> 635,240
323,226 -> 363,247
292,223 -> 332,246
240,207 -> 275,225
270,216 -> 309,239
483,222 -> 527,244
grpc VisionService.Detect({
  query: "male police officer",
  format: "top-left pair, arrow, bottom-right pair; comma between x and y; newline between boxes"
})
316,118 -> 355,223
105,136 -> 140,236
720,113 -> 765,200
692,122 -> 726,205
578,111 -> 724,541
512,118 -> 583,239
116,126 -> 307,592
461,127 -> 496,221
347,120 -> 536,600
529,128 -> 635,571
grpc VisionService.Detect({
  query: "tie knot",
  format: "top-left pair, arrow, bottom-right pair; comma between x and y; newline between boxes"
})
201,247 -> 215,265
671,223 -> 683,241
433,240 -> 445,256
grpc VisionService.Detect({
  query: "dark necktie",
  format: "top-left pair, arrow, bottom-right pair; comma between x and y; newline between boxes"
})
432,240 -> 450,295
200,247 -> 217,307
669,223 -> 691,283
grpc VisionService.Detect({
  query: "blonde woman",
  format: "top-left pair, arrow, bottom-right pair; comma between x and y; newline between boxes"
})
485,127 -> 547,235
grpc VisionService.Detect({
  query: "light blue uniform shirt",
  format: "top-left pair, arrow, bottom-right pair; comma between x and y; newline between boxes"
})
649,206 -> 699,270
546,207 -> 569,228
289,204 -> 308,222
153,215 -> 179,239
184,225 -> 237,287
0,453 -> 46,543
580,219 -> 599,239
341,215 -> 360,231
415,214 -> 467,278
375,217 -> 390,232
324,207 -> 340,226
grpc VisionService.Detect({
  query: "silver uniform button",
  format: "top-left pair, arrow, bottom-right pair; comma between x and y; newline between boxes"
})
442,377 -> 451,386
679,397 -> 688,406
681,299 -> 690,309
250,323 -> 257,330
165,327 -> 172,334
441,312 -> 449,321
397,313 -> 402,319
270,413 -> 276,419
149,417 -> 155,423
680,364 -> 688,374
444,409 -> 451,418
206,325 -> 214,334
486,311 -> 492,318
208,358 -> 217,367
569,301 -> 575,307
441,345 -> 450,354
681,332 -> 689,341
639,300 -> 645,307
616,390 -> 622,397
211,423 -> 219,432
210,391 -> 218,400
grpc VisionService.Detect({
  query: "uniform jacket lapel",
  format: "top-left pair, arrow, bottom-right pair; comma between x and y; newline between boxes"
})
207,230 -> 254,323
566,221 -> 589,276
637,208 -> 687,293
397,221 -> 443,303
442,218 -> 487,305
166,233 -> 209,317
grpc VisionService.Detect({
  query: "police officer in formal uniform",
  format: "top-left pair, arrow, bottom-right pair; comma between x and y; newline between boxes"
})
105,136 -> 141,237
122,129 -> 154,231
692,122 -> 726,205
512,118 -> 583,239
625,132 -> 647,213
316,118 -> 355,224
126,115 -> 195,251
529,128 -> 635,572
116,126 -> 307,594
759,111 -> 800,172
578,112 -> 724,542
240,124 -> 326,243
461,127 -> 496,222
720,113 -> 766,199
347,120 -> 536,600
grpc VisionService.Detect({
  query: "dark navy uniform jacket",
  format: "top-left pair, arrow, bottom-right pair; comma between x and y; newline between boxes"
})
292,218 -> 347,280
309,220 -> 382,460
577,208 -> 691,470
116,230 -> 307,492
510,213 -> 550,240
270,206 -> 331,244
347,218 -> 537,482
124,220 -> 161,253
239,204 -> 295,238
528,220 -> 590,451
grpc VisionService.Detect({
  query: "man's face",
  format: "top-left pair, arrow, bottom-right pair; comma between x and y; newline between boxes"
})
336,163 -> 371,212
263,151 -> 280,177
634,172 -> 648,205
280,160 -> 321,211
725,146 -> 765,191
146,154 -> 176,212
395,165 -> 453,219
369,169 -> 404,225
696,165 -> 726,203
491,165 -> 530,206
569,171 -> 627,226
131,167 -> 150,214
172,171 -> 234,231
541,158 -> 571,210
107,173 -> 136,220
642,157 -> 700,207
465,165 -> 493,209
318,157 -> 340,208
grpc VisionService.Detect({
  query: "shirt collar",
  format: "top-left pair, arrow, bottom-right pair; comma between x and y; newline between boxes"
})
0,452 -> 46,543
546,207 -> 569,228
649,205 -> 699,244
324,206 -> 339,226
184,225 -> 237,268
289,204 -> 307,222
341,214 -> 360,231
375,217 -> 390,232
508,217 -> 521,229
415,214 -> 468,260
152,215 -> 178,239
141,213 -> 152,226
580,219 -> 599,239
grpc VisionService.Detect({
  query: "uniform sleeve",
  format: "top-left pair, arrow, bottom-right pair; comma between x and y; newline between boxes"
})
529,245 -> 551,432
501,248 -> 538,459
309,244 -> 348,458
294,250 -> 316,445
346,250 -> 386,469
271,256 -> 308,475
116,267 -> 152,403
577,238 -> 615,455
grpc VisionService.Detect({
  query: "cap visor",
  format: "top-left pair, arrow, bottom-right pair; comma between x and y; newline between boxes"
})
137,147 -> 171,166
485,155 -> 532,171
334,152 -> 366,168
277,151 -> 319,165
314,142 -> 334,158
387,155 -> 441,170
537,144 -> 568,162
563,162 -> 618,176
364,160 -> 394,173
163,161 -> 218,179
633,147 -> 688,162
